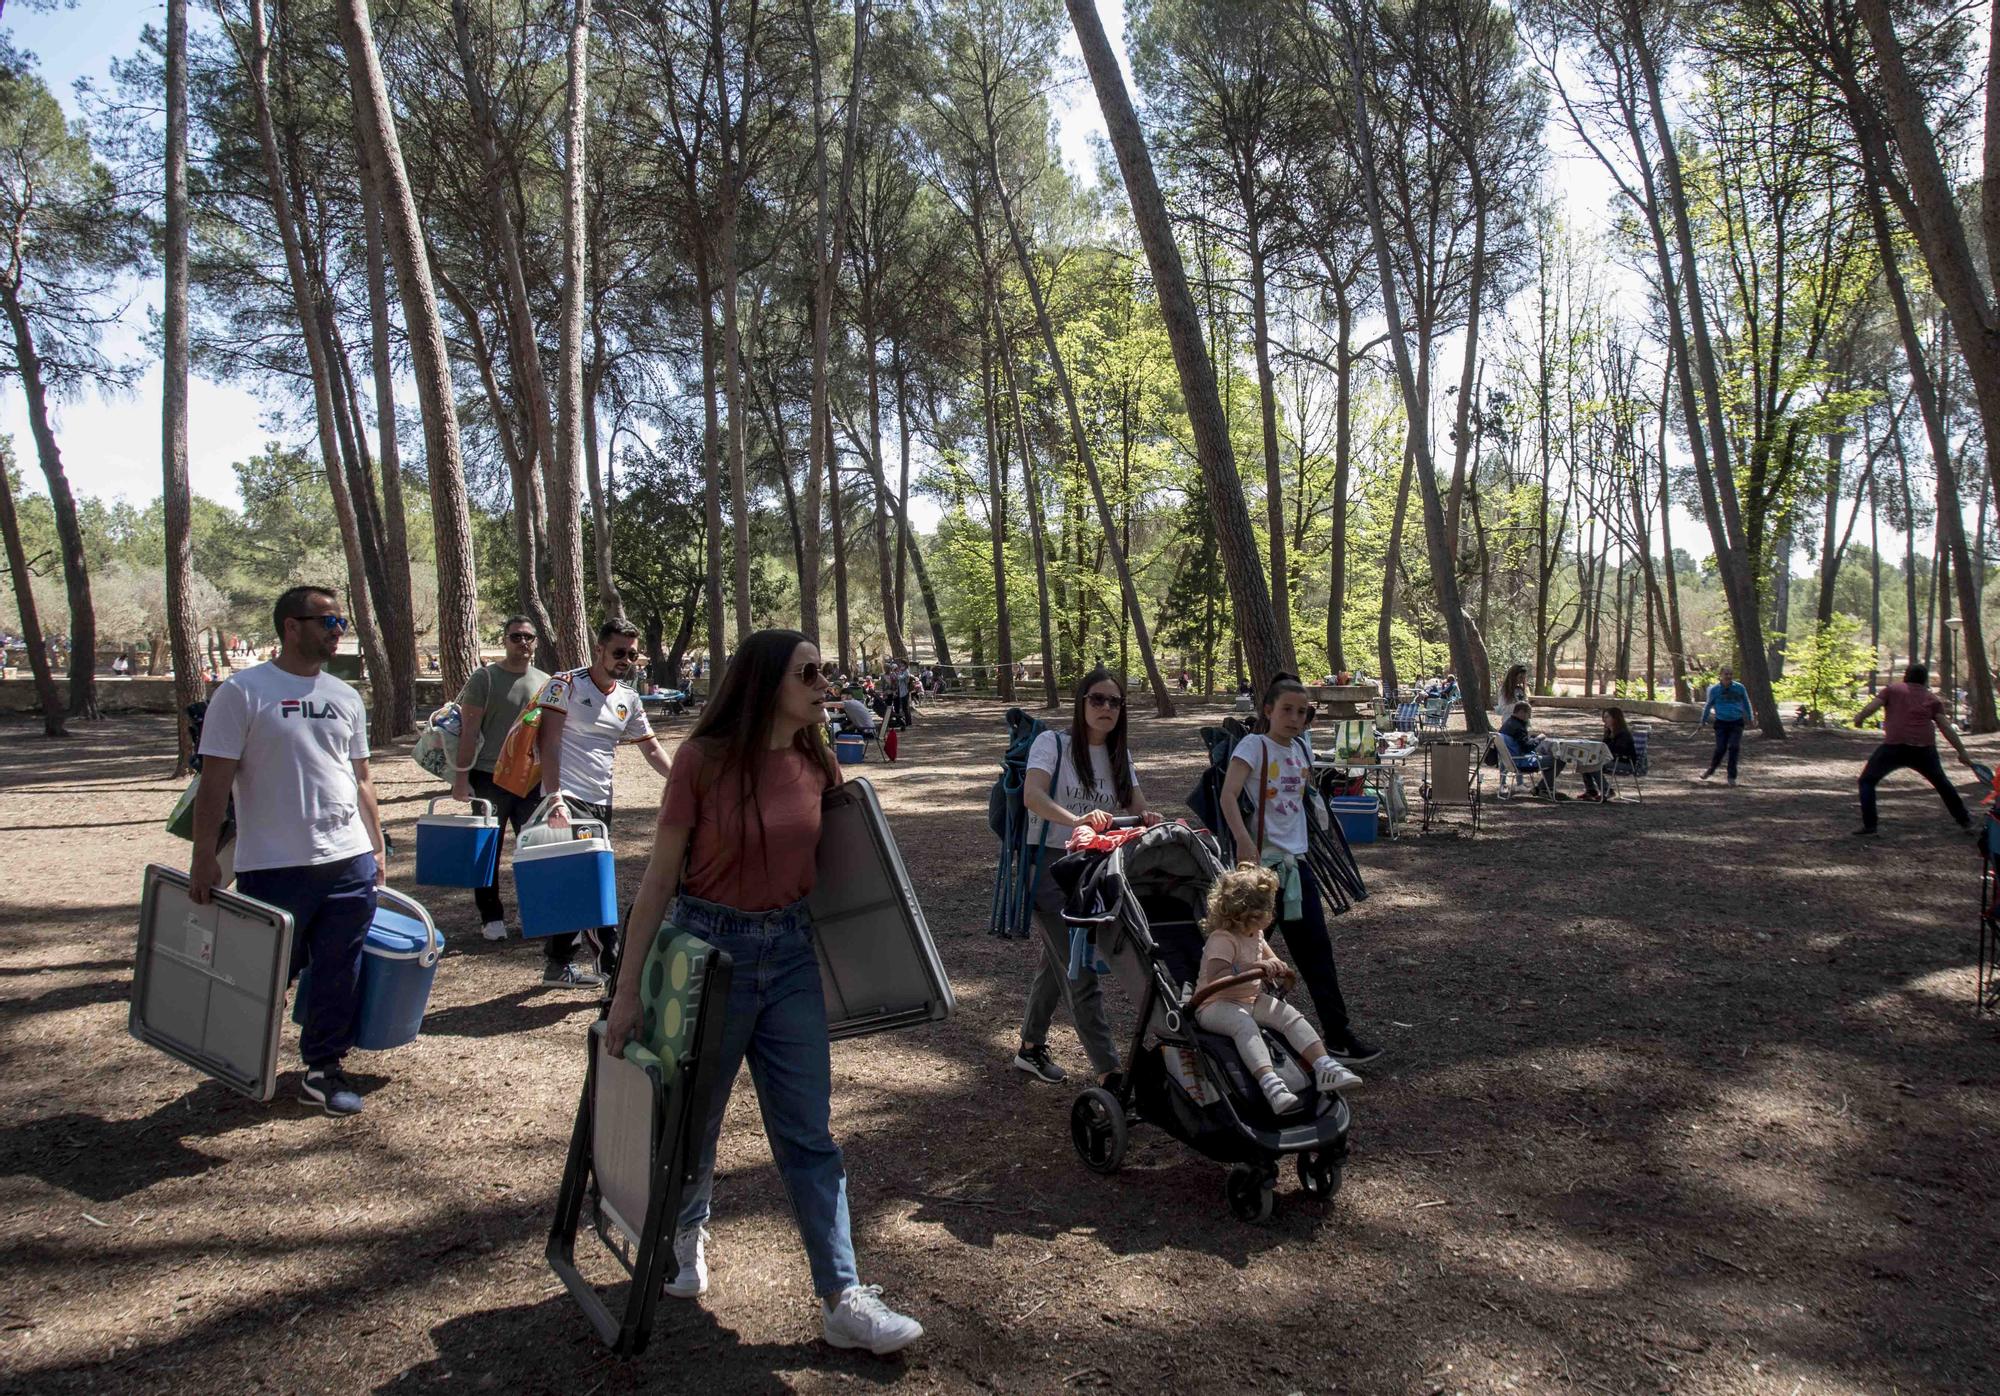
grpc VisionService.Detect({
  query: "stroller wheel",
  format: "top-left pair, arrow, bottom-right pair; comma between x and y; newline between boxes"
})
1225,1163 -> 1275,1223
1296,1150 -> 1343,1201
1070,1087 -> 1129,1174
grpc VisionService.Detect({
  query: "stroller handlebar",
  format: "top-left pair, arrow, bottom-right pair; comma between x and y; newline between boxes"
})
1186,965 -> 1282,1016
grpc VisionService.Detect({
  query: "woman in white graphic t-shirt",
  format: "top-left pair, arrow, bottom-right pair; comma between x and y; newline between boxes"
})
1009,668 -> 1159,1086
1219,673 -> 1381,1072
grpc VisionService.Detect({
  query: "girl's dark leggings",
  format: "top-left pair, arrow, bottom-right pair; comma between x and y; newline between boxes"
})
1271,861 -> 1351,1040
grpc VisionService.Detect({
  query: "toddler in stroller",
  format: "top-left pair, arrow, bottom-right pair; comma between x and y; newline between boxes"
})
1192,864 -> 1362,1113
1061,822 -> 1354,1221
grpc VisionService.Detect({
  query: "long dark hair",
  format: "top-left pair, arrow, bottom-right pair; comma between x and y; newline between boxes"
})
1603,706 -> 1631,740
1069,667 -> 1135,808
684,629 -> 838,859
1256,671 -> 1309,738
1499,663 -> 1528,704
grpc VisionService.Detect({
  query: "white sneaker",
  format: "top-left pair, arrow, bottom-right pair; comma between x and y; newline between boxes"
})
480,920 -> 508,942
821,1283 -> 922,1355
662,1225 -> 708,1298
1258,1072 -> 1300,1114
1314,1057 -> 1363,1095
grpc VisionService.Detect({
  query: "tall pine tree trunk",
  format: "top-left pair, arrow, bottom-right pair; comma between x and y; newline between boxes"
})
0,449 -> 63,734
554,0 -> 596,635
162,0 -> 200,765
1066,0 -> 1285,697
338,0 -> 481,694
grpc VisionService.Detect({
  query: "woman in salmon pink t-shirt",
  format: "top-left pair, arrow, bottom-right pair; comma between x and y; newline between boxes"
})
608,629 -> 923,1355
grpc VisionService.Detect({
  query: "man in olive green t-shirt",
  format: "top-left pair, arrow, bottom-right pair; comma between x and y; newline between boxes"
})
451,617 -> 549,941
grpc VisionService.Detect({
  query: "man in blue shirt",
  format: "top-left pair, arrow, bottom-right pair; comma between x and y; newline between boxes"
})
1699,665 -> 1755,785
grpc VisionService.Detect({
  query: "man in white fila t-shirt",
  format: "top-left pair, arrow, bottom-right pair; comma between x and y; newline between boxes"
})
190,585 -> 388,1118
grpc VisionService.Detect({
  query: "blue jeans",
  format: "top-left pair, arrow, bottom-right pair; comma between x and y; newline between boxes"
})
238,852 -> 378,1069
672,892 -> 859,1299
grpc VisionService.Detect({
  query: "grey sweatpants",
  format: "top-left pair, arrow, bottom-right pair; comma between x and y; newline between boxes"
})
1017,872 -> 1122,1076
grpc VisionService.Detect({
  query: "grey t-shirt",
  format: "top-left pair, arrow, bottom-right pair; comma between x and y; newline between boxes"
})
456,662 -> 549,773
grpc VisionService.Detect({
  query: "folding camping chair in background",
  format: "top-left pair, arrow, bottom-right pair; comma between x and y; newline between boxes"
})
1421,695 -> 1448,730
1391,700 -> 1420,733
548,932 -> 731,1355
1420,740 -> 1483,832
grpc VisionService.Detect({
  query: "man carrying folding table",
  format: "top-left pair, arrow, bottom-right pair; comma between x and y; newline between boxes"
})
188,585 -> 386,1117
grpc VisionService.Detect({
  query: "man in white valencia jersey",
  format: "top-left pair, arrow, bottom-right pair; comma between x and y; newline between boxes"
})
535,617 -> 675,988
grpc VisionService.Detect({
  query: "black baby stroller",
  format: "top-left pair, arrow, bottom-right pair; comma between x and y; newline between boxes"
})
1057,823 -> 1353,1222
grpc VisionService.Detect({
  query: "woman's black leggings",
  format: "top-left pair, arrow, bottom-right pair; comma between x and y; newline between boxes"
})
1271,861 -> 1351,1040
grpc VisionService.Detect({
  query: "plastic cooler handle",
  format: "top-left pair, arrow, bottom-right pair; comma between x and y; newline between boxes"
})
425,795 -> 493,818
376,886 -> 445,968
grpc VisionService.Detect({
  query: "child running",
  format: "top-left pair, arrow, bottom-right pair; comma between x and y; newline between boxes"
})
1194,863 -> 1361,1113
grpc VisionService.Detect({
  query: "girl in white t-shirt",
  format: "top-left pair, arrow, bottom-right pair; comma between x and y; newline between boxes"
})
1219,674 -> 1380,1071
1011,668 -> 1160,1086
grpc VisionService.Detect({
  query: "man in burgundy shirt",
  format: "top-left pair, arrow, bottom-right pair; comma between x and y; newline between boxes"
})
1851,663 -> 1977,837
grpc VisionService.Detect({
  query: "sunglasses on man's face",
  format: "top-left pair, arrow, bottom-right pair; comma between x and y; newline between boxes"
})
608,646 -> 639,660
292,613 -> 348,633
1087,692 -> 1123,711
505,632 -> 537,645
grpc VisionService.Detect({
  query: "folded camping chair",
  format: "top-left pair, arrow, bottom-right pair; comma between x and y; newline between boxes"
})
1392,701 -> 1419,733
1420,740 -> 1483,833
549,932 -> 733,1356
1603,727 -> 1649,801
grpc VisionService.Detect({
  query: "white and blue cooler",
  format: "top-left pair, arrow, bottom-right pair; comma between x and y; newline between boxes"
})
414,796 -> 501,888
514,798 -> 618,940
292,888 -> 444,1051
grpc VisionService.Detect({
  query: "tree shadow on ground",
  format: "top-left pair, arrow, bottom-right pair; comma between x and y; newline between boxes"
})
0,1076 -> 396,1203
381,1294 -> 918,1395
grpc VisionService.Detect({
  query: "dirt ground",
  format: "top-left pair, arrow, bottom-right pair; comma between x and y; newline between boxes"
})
2,698 -> 1997,1396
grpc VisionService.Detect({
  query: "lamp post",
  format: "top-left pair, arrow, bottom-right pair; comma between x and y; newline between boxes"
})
1945,615 -> 1965,724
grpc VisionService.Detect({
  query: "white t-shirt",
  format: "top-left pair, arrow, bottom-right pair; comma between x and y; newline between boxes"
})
196,662 -> 373,873
1026,728 -> 1138,845
1232,733 -> 1312,856
538,666 -> 653,805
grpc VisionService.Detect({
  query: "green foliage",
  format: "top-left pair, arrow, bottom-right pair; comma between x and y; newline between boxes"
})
1775,615 -> 1874,716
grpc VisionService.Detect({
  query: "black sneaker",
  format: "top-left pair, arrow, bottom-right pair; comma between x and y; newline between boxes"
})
543,961 -> 607,989
1012,1043 -> 1067,1084
300,1068 -> 363,1116
1851,827 -> 1879,839
1326,1034 -> 1383,1066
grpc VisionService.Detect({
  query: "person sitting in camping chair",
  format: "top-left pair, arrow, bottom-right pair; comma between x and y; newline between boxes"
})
1499,702 -> 1564,799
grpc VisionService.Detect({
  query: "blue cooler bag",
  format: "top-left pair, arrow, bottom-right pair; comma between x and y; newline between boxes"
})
293,888 -> 444,1050
514,798 -> 618,940
1329,795 -> 1380,846
415,796 -> 501,888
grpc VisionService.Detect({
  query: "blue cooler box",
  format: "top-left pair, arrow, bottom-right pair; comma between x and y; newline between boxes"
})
515,827 -> 618,939
834,734 -> 866,765
1329,795 -> 1380,846
293,888 -> 443,1050
414,797 -> 501,888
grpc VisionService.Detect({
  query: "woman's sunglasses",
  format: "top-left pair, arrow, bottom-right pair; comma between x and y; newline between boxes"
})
791,662 -> 829,686
1086,693 -> 1123,710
